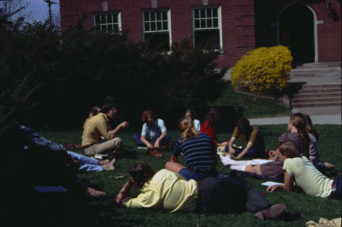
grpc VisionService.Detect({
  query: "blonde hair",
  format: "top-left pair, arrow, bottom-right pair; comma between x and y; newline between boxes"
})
178,118 -> 198,140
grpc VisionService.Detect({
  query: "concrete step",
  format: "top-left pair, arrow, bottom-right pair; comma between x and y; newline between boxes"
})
291,102 -> 341,107
294,93 -> 341,99
292,97 -> 341,104
290,68 -> 341,77
297,87 -> 341,94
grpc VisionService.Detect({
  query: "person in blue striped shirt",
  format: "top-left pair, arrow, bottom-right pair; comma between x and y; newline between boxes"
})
165,118 -> 218,180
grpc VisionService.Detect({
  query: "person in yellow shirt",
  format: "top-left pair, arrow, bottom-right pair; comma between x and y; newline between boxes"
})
82,103 -> 129,155
115,162 -> 299,220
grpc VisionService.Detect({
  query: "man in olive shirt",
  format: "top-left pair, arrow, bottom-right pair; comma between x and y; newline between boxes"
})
82,103 -> 129,155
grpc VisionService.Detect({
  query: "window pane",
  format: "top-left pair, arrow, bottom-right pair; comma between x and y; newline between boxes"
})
113,15 -> 118,23
213,8 -> 218,17
200,9 -> 205,18
162,11 -> 167,20
157,22 -> 161,30
194,30 -> 220,49
95,15 -> 100,24
145,23 -> 150,31
194,9 -> 199,18
195,20 -> 199,28
144,12 -> 149,21
101,15 -> 106,23
201,19 -> 205,28
213,19 -> 218,27
207,9 -> 212,17
108,25 -> 113,32
163,22 -> 168,30
101,25 -> 106,31
107,15 -> 112,23
151,12 -> 155,20
207,19 -> 212,27
151,22 -> 156,31
145,33 -> 170,50
157,11 -> 161,20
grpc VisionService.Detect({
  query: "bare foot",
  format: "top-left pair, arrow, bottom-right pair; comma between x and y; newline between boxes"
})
86,187 -> 106,197
102,158 -> 116,171
324,162 -> 336,168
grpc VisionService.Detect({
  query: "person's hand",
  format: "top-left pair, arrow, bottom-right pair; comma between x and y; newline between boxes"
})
235,153 -> 244,159
115,194 -> 124,205
229,148 -> 235,156
147,143 -> 153,149
266,185 -> 278,193
120,121 -> 129,128
154,140 -> 160,148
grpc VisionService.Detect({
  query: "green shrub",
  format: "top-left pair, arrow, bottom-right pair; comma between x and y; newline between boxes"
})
231,45 -> 292,95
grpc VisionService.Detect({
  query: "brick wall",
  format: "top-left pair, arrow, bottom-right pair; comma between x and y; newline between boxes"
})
60,0 -> 255,68
59,0 -> 341,67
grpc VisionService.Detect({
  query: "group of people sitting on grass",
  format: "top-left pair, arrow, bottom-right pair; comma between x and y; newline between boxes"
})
4,101 -> 340,221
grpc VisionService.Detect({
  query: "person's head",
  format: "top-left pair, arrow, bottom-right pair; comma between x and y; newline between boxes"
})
178,118 -> 198,140
277,141 -> 300,162
89,106 -> 101,118
129,162 -> 155,188
185,108 -> 196,120
205,107 -> 220,126
236,117 -> 252,134
288,113 -> 306,132
287,113 -> 310,158
101,103 -> 117,118
141,110 -> 156,125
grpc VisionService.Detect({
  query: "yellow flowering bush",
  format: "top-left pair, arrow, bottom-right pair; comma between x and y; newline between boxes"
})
231,45 -> 292,94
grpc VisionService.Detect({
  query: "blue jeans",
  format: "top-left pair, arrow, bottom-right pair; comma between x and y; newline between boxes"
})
225,146 -> 264,158
67,151 -> 102,172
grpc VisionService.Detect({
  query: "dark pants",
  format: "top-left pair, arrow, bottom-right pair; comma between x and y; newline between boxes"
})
197,176 -> 271,214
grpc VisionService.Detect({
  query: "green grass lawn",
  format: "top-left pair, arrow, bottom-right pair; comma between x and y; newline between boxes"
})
38,124 -> 341,227
212,84 -> 292,118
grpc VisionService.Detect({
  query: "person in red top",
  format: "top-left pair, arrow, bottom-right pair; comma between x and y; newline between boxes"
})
200,107 -> 221,146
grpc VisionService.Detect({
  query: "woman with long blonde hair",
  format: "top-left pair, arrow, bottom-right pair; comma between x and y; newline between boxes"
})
165,118 -> 217,180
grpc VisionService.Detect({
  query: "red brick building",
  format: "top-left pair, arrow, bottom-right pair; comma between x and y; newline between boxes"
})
60,0 -> 341,67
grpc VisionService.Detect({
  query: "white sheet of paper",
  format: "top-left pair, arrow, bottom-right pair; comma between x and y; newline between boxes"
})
261,181 -> 285,187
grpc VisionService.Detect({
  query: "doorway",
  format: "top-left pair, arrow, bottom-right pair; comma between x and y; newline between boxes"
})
280,4 -> 315,64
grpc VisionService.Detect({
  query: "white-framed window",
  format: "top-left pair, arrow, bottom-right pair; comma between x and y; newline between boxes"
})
192,6 -> 223,50
142,9 -> 172,50
93,11 -> 121,33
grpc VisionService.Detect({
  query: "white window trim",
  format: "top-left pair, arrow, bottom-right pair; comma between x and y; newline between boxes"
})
93,11 -> 122,33
191,6 -> 223,51
141,9 -> 172,48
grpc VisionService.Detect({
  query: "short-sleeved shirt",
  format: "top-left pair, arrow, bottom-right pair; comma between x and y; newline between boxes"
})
81,113 -> 115,146
283,156 -> 333,198
123,169 -> 198,213
232,126 -> 265,151
193,119 -> 201,132
200,119 -> 217,145
141,118 -> 167,139
173,132 -> 216,173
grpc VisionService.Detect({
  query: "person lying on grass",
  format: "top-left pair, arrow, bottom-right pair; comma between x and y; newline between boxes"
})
266,141 -> 341,199
115,161 -> 300,220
